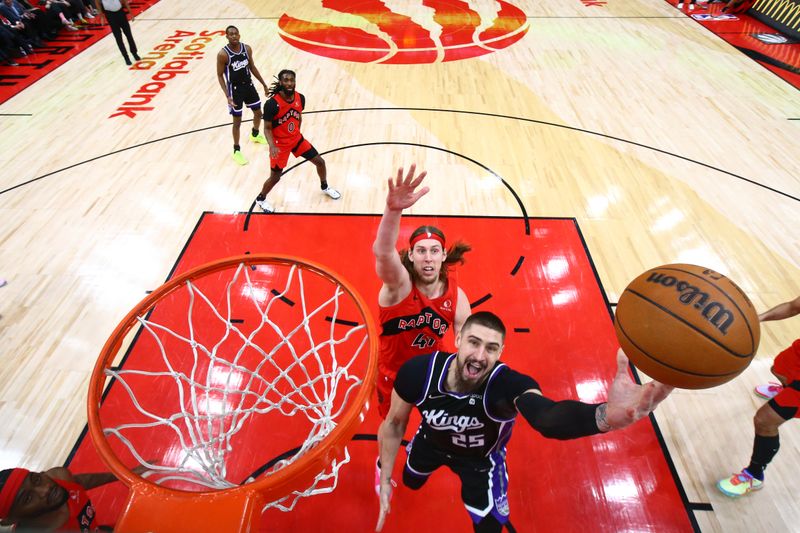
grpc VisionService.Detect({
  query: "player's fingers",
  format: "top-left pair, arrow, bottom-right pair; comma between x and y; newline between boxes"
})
405,163 -> 417,184
395,167 -> 404,186
376,502 -> 390,532
411,187 -> 430,203
616,348 -> 631,379
638,382 -> 658,412
651,382 -> 674,405
409,170 -> 427,190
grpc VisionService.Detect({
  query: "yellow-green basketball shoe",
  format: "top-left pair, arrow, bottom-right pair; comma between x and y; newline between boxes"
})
717,470 -> 763,497
251,133 -> 268,144
232,150 -> 248,166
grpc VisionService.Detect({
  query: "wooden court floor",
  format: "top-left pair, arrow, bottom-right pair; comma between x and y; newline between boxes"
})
0,1 -> 798,531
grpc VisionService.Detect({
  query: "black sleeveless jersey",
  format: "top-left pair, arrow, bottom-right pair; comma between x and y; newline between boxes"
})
395,352 -> 539,459
222,43 -> 253,87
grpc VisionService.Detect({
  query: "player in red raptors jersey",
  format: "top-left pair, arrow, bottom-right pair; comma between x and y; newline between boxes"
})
371,164 -> 472,494
0,464 -> 148,531
373,164 -> 471,419
255,69 -> 341,213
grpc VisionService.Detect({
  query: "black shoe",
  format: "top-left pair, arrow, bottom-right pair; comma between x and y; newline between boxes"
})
124,56 -> 132,66
132,52 -> 140,61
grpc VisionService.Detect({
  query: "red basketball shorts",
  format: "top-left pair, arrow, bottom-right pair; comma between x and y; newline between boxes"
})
269,136 -> 316,171
771,339 -> 800,419
772,339 -> 800,382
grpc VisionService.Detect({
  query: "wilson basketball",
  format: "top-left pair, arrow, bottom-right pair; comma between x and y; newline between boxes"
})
614,264 -> 760,389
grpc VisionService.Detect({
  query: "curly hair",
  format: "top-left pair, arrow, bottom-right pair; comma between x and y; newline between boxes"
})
399,225 -> 471,283
267,69 -> 297,98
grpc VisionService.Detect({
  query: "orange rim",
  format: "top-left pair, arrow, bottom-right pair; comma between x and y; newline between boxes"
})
87,254 -> 378,504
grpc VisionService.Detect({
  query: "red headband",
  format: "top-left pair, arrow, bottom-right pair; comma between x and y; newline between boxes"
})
0,468 -> 29,518
409,231 -> 445,249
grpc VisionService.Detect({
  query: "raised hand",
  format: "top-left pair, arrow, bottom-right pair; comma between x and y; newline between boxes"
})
605,349 -> 674,429
385,164 -> 429,211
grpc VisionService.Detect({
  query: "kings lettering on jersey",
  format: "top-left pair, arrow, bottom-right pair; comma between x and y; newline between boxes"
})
382,307 -> 449,337
422,409 -> 485,432
229,58 -> 249,71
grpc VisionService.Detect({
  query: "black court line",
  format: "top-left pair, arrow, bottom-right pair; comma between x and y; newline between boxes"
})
510,256 -> 524,276
270,289 -> 295,306
3,107 -> 797,203
513,328 -> 530,333
470,293 -> 493,308
689,502 -> 714,511
325,316 -> 360,327
0,113 -> 32,116
789,118 -> 800,120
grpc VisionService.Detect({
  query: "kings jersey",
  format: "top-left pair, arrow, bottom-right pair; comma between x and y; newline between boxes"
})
378,277 -> 458,379
398,351 -> 516,459
222,43 -> 252,88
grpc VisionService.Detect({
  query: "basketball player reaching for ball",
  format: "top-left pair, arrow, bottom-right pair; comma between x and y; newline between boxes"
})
216,25 -> 269,166
717,295 -> 800,498
254,70 -> 341,213
373,164 -> 471,491
376,311 -> 673,533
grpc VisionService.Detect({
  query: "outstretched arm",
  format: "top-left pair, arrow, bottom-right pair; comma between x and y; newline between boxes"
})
376,391 -> 413,532
515,349 -> 673,438
373,165 -> 429,306
47,464 -> 152,491
758,296 -> 800,322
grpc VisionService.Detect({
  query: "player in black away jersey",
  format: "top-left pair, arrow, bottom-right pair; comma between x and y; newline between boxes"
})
216,25 -> 269,166
376,311 -> 674,533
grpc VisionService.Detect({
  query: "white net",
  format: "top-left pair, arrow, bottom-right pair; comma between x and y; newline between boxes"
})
98,259 -> 373,511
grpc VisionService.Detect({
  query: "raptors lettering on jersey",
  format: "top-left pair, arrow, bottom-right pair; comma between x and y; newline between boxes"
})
389,309 -> 449,336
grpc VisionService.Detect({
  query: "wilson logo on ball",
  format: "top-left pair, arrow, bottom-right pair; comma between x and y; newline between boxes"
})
614,263 -> 759,390
278,0 -> 529,64
646,272 -> 735,334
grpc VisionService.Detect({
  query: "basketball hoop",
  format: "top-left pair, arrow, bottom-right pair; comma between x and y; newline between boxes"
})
88,255 -> 378,532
